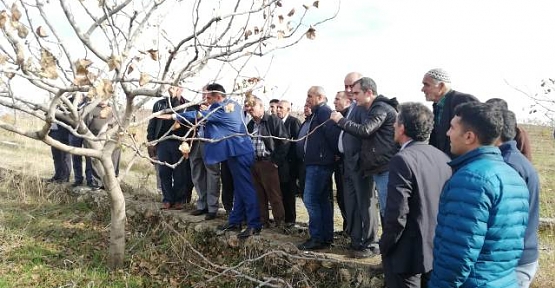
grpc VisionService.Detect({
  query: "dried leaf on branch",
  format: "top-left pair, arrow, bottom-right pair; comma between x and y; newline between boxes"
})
313,1 -> 319,8
11,3 -> 21,22
306,27 -> 316,40
139,73 -> 150,86
287,8 -> 295,17
36,26 -> 48,38
16,24 -> 28,39
88,79 -> 114,99
40,49 -> 58,79
75,59 -> 93,75
0,54 -> 7,65
108,55 -> 122,71
0,10 -> 8,28
147,49 -> 158,61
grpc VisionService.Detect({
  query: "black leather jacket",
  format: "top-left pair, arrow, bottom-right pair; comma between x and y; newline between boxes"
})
337,95 -> 399,175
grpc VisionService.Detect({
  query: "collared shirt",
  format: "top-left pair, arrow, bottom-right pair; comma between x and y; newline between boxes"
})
296,116 -> 312,159
252,121 -> 270,158
281,114 -> 288,123
400,139 -> 413,151
338,102 -> 356,153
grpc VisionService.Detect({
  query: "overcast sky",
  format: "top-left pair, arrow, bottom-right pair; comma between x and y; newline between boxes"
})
246,0 -> 555,123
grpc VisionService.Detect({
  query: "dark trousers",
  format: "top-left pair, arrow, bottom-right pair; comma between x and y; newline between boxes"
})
252,159 -> 285,226
221,160 -> 234,212
333,159 -> 347,232
280,180 -> 296,224
69,134 -> 93,184
157,140 -> 193,204
383,257 -> 431,288
49,129 -> 71,181
297,162 -> 306,198
227,153 -> 261,229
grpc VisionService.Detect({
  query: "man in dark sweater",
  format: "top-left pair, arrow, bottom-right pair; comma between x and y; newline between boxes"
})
298,86 -> 340,250
497,109 -> 540,288
421,68 -> 478,157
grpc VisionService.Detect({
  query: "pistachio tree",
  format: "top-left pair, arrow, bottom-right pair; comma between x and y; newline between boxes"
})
0,0 -> 336,268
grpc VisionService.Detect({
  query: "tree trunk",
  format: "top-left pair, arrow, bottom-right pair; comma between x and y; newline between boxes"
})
100,155 -> 126,269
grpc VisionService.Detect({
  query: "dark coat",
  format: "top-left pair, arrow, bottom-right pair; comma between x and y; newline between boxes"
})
337,95 -> 399,175
304,103 -> 340,166
499,140 -> 540,265
147,97 -> 193,141
247,113 -> 291,182
379,141 -> 451,274
283,115 -> 301,161
430,90 -> 478,157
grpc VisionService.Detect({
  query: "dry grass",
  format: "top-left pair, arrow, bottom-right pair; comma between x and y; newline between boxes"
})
0,117 -> 554,286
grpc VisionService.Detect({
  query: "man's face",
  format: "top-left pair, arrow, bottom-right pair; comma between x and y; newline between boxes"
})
352,83 -> 369,106
269,102 -> 278,115
203,91 -> 215,105
306,88 -> 320,107
393,117 -> 404,144
249,102 -> 265,119
421,75 -> 443,102
276,102 -> 289,119
447,115 -> 468,156
303,102 -> 312,117
344,76 -> 357,101
333,93 -> 349,111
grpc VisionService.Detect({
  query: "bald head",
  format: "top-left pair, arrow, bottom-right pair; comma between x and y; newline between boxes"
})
344,72 -> 363,100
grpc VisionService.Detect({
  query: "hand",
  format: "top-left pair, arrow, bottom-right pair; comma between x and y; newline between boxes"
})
200,103 -> 209,111
330,111 -> 343,122
147,145 -> 157,158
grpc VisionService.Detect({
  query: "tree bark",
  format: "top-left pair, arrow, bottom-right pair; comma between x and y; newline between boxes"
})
99,153 -> 126,269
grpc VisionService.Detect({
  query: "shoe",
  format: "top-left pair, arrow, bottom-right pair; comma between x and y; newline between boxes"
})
71,181 -> 83,188
205,213 -> 217,220
297,239 -> 330,251
190,209 -> 208,216
160,202 -> 172,210
172,203 -> 184,210
217,223 -> 242,232
237,227 -> 261,239
86,182 -> 94,187
347,247 -> 379,259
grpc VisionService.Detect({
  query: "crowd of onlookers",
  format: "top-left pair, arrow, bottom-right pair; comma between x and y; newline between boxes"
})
48,68 -> 539,288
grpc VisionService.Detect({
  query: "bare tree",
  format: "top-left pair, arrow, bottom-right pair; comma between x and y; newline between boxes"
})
0,0 -> 337,268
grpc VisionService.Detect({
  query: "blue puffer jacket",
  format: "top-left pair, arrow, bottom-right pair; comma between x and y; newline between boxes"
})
429,146 -> 529,288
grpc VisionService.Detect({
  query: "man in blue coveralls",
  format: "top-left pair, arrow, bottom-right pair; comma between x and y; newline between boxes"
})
159,83 -> 262,238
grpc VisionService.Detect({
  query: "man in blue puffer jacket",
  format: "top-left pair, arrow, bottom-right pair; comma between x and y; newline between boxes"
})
429,102 -> 529,288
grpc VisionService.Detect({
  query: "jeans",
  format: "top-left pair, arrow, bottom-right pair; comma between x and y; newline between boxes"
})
373,171 -> 389,218
516,260 -> 539,288
303,165 -> 334,243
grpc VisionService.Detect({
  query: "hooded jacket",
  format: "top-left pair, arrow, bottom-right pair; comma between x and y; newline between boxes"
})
337,95 -> 398,175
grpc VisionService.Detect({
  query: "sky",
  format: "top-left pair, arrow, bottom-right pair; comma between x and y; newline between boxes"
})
249,0 -> 555,123
3,0 -> 555,124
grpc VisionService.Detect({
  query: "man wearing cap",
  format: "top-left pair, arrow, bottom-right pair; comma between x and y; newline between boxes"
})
421,68 -> 478,157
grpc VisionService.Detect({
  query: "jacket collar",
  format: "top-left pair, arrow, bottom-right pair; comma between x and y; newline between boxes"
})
498,140 -> 518,154
448,146 -> 501,171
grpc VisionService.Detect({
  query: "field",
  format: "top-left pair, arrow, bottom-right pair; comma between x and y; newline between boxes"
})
0,120 -> 554,287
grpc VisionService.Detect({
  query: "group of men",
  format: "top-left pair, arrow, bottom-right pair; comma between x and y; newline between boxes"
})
48,96 -> 120,191
149,68 -> 538,288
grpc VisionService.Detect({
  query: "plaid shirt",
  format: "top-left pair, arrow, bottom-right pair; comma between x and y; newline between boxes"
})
252,122 -> 270,158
